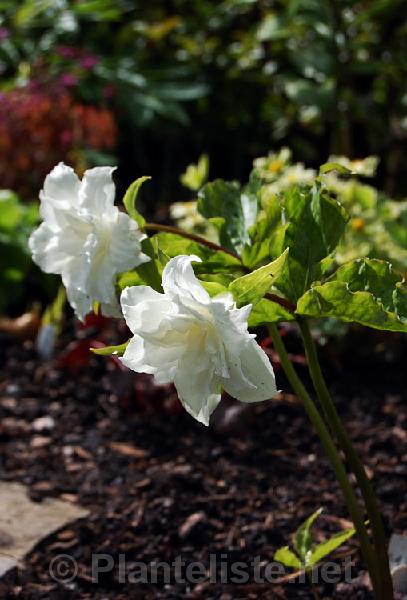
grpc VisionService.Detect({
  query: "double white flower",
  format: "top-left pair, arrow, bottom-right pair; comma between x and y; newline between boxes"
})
29,163 -> 150,320
120,255 -> 278,425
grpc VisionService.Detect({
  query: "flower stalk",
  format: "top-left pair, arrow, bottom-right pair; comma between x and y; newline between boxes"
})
297,317 -> 394,599
268,323 -> 381,597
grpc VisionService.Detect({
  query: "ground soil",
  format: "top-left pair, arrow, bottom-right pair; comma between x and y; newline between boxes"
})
0,322 -> 405,599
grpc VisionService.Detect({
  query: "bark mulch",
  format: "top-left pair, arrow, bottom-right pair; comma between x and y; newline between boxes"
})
0,326 -> 405,599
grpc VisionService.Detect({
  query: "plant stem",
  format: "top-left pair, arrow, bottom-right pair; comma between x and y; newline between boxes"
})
268,323 -> 380,597
297,318 -> 394,599
144,222 -> 241,260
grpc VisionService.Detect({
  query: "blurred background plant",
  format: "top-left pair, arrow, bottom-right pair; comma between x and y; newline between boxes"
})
0,190 -> 57,318
0,0 -> 406,317
1,0 -> 406,202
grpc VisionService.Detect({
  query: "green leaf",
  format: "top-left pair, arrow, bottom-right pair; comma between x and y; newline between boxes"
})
134,238 -> 163,292
293,508 -> 323,564
309,527 -> 355,566
152,232 -> 242,273
0,192 -> 23,230
200,280 -> 229,297
319,162 -> 352,175
296,258 -> 407,332
229,249 -> 289,306
122,176 -> 151,227
91,341 -> 129,356
242,196 -> 284,268
274,185 -> 348,302
274,547 -> 302,569
198,179 -> 258,253
118,238 -> 163,293
117,270 -> 145,290
248,297 -> 295,326
180,154 -> 209,191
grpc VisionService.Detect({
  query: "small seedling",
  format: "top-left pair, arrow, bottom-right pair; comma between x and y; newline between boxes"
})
274,508 -> 356,599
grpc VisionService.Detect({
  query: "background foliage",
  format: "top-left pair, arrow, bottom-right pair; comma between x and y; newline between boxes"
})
1,0 -> 406,203
0,0 -> 406,315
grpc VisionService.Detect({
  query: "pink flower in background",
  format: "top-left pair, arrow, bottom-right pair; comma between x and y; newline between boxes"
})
79,54 -> 99,70
0,28 -> 9,41
56,45 -> 77,59
59,73 -> 78,88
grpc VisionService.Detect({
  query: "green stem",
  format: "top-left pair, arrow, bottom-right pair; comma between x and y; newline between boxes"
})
297,318 -> 394,599
268,323 -> 380,597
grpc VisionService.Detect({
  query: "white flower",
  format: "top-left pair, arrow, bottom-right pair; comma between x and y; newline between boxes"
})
120,255 -> 277,425
29,162 -> 150,320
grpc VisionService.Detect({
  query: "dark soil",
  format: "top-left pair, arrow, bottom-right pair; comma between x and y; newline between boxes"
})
0,322 -> 405,600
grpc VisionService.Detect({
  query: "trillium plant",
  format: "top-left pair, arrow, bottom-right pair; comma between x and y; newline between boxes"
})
30,160 -> 407,599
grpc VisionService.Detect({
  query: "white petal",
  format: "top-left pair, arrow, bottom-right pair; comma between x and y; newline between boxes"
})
66,286 -> 92,322
79,166 -> 116,216
222,339 -> 277,403
80,232 -> 116,304
108,212 -> 150,271
174,363 -> 221,426
100,300 -> 122,318
120,335 -> 182,378
41,162 -> 81,208
120,286 -> 172,334
29,223 -> 70,274
120,335 -> 155,374
162,255 -> 210,306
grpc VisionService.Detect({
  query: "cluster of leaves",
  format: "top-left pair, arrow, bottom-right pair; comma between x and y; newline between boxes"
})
255,149 -> 407,275
174,150 -> 407,276
1,0 -> 406,202
274,508 -> 355,574
120,163 -> 407,341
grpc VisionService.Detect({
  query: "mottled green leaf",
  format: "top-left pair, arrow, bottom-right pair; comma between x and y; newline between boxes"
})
198,179 -> 259,253
293,508 -> 323,564
242,196 -> 284,268
274,185 -> 348,302
297,258 -> 407,332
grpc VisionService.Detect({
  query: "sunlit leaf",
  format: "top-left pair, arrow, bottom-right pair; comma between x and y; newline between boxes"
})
229,249 -> 289,306
91,341 -> 129,356
122,176 -> 151,227
319,162 -> 352,175
248,297 -> 295,326
152,232 -> 242,273
297,258 -> 407,332
274,546 -> 302,569
309,527 -> 355,566
293,508 -> 323,564
180,154 -> 209,191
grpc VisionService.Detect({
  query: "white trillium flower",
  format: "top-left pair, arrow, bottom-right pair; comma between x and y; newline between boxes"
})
29,162 -> 150,320
120,255 -> 278,425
